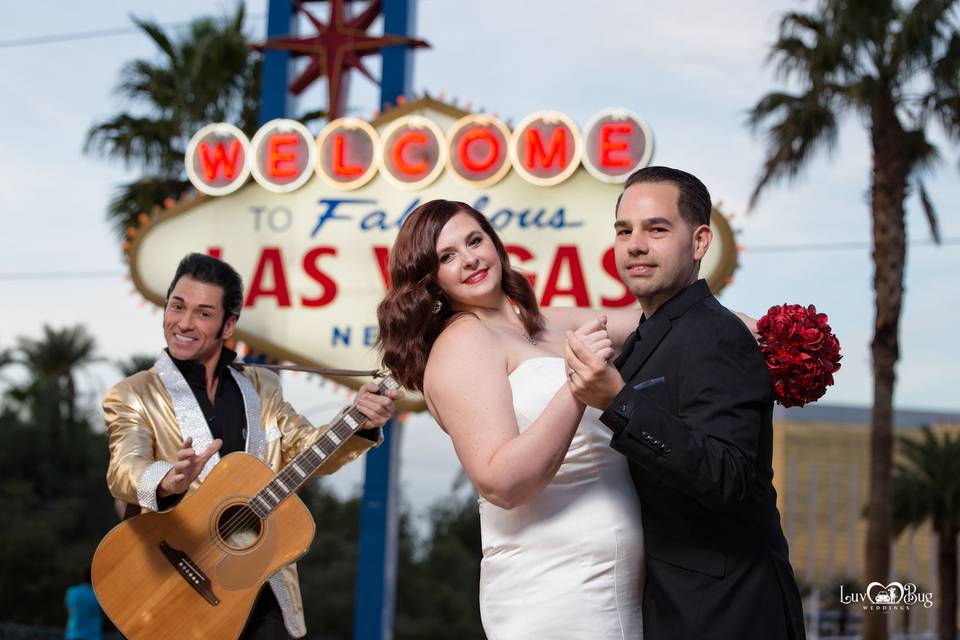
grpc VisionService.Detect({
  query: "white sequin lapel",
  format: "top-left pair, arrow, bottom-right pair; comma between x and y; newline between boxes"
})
154,350 -> 220,481
229,366 -> 265,461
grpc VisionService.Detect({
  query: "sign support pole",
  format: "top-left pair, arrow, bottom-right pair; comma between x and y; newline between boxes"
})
256,2 -> 418,637
260,0 -> 296,124
354,5 -> 416,638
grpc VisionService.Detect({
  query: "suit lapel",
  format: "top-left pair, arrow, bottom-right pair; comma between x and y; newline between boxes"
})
154,350 -> 221,481
617,316 -> 671,382
615,280 -> 713,381
229,367 -> 265,461
614,331 -> 639,370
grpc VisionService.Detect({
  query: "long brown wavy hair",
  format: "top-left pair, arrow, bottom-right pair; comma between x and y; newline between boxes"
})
376,199 -> 544,391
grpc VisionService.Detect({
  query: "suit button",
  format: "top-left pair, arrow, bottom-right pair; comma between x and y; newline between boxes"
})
618,404 -> 628,412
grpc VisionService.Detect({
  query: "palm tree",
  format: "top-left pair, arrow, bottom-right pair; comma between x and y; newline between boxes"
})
892,427 -> 960,640
0,347 -> 13,384
14,325 -> 98,447
84,4 -> 261,239
115,354 -> 158,378
747,3 -> 958,637
814,576 -> 862,636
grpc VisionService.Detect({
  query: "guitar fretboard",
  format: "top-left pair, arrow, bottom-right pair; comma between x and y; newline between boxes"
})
249,376 -> 400,518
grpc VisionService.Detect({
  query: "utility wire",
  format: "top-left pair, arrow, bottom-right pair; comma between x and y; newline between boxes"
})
0,1 -> 427,49
0,26 -> 169,49
0,14 -> 265,49
0,270 -> 124,281
745,237 -> 958,254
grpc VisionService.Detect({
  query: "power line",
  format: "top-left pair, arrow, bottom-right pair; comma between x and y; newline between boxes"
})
745,238 -> 958,254
0,26 -> 165,49
0,270 -> 124,281
0,0 -> 427,49
0,14 -> 265,49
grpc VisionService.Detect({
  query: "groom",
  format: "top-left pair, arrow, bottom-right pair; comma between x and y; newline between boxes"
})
565,166 -> 805,639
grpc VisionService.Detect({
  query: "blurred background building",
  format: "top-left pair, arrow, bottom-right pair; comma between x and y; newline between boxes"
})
774,404 -> 960,635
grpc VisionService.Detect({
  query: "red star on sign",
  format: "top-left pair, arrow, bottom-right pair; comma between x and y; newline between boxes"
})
256,0 -> 429,119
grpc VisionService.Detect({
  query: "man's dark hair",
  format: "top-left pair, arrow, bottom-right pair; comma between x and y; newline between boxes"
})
615,166 -> 712,228
166,253 -> 244,325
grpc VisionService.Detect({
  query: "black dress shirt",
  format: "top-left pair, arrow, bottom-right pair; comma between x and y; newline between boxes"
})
167,346 -> 287,635
602,314 -> 650,433
168,346 -> 248,455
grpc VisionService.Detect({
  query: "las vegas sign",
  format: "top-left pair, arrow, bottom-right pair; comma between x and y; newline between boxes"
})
128,97 -> 737,392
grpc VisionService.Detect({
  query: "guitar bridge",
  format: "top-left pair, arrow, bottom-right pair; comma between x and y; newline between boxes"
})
159,540 -> 220,606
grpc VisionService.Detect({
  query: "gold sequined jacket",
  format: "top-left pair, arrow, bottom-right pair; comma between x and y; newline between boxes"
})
103,351 -> 379,637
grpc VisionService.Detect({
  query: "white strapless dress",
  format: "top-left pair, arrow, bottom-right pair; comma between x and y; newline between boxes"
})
479,357 -> 645,639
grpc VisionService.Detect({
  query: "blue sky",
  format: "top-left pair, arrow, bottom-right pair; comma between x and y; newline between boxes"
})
2,0 -> 958,513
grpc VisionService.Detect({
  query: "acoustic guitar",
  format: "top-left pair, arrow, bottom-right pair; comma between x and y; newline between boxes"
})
92,375 -> 400,639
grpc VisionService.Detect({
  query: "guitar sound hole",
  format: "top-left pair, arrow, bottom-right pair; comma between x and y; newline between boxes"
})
216,504 -> 262,551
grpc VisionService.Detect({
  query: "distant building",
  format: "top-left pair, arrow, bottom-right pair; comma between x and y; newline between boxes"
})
773,403 -> 960,633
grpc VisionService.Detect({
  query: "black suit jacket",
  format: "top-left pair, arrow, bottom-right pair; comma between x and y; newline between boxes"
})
600,279 -> 805,640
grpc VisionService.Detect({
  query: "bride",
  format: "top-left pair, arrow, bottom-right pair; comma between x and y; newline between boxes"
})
377,199 -> 646,638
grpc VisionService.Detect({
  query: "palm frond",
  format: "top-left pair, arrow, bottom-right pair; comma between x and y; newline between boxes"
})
106,176 -> 192,237
131,16 -> 178,63
116,59 -> 183,111
769,12 -> 851,82
746,87 -> 840,209
925,32 -> 960,140
238,58 -> 263,136
916,180 -> 943,243
17,326 -> 98,380
230,3 -> 247,33
892,470 -> 932,534
115,354 -> 157,378
903,128 -> 941,172
85,4 -> 261,241
932,30 -> 960,86
780,11 -> 824,34
892,427 -> 960,534
845,75 -> 886,106
890,0 -> 960,71
84,114 -> 183,172
300,108 -> 329,125
935,92 -> 960,140
818,0 -> 897,79
828,0 -> 897,53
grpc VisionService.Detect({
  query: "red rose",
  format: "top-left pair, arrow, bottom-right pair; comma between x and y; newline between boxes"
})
757,303 -> 842,407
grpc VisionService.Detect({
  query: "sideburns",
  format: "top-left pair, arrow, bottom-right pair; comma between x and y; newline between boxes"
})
216,314 -> 234,340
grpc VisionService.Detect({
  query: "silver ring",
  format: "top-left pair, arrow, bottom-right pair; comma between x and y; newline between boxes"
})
567,369 -> 575,380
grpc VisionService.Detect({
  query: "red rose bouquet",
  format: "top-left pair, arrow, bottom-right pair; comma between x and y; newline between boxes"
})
756,304 -> 842,408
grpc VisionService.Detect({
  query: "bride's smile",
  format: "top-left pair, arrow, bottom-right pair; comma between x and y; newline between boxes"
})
434,211 -> 503,309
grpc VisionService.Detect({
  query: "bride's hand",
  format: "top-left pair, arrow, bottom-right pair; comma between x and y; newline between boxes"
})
734,311 -> 760,342
573,315 -> 614,362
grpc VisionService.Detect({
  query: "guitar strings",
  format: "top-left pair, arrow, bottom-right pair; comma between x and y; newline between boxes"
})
188,377 -> 396,567
186,388 -> 389,569
186,411 -> 367,570
194,412 -> 365,567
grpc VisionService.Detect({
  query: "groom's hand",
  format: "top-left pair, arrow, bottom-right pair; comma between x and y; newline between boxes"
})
565,330 -> 625,409
573,315 -> 615,362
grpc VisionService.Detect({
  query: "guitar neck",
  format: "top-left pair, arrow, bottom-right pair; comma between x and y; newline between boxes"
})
249,376 -> 400,518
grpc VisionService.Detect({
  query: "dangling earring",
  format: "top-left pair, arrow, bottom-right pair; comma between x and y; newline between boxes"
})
432,298 -> 443,314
